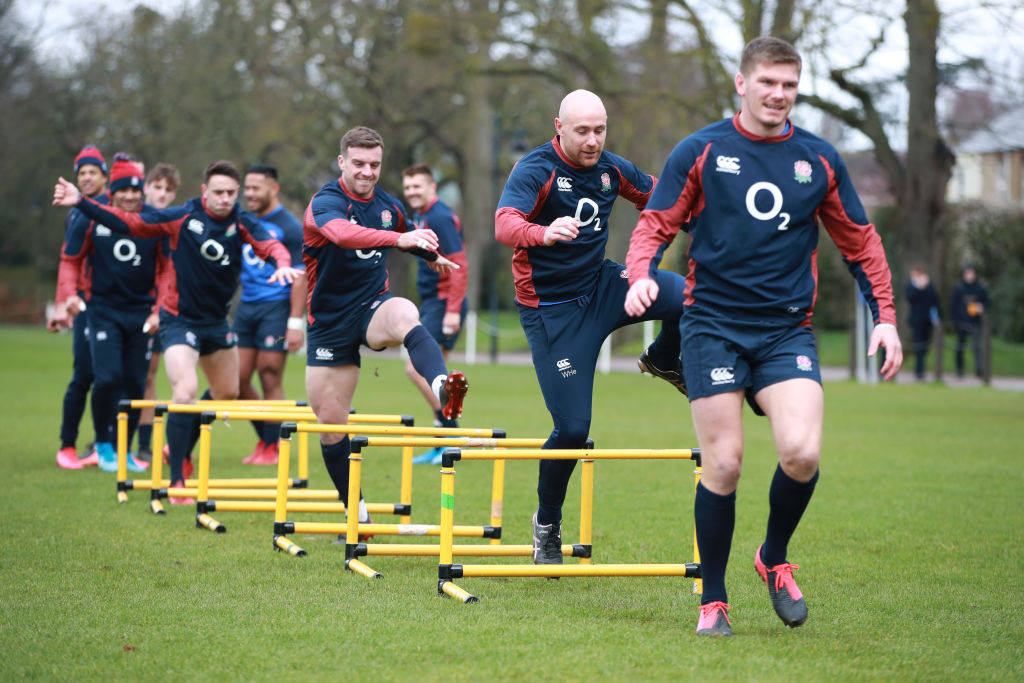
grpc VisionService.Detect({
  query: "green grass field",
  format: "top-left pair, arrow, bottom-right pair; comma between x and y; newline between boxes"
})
1,326 -> 1022,681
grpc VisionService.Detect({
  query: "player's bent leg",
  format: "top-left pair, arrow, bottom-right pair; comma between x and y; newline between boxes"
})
758,378 -> 823,482
200,347 -> 240,401
162,344 -> 200,493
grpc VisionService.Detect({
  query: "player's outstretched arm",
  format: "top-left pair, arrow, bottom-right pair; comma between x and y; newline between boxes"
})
868,323 -> 904,381
624,278 -> 659,317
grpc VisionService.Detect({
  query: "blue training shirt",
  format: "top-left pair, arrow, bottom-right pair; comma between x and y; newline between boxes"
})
239,205 -> 305,303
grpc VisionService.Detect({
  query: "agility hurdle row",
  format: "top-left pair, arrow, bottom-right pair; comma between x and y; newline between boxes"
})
434,447 -> 703,603
275,432 -> 570,572
271,423 -> 532,566
114,400 -> 410,517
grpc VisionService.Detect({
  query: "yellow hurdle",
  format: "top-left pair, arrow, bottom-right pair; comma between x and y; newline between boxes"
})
435,447 -> 703,604
271,424 -> 532,563
114,399 -> 410,514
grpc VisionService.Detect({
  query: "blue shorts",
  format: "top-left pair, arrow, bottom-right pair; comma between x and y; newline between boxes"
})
159,313 -> 236,356
680,305 -> 821,401
519,260 -> 685,425
420,296 -> 468,351
234,299 -> 290,352
306,293 -> 393,367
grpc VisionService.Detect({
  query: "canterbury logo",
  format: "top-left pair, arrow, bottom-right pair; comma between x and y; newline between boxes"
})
95,225 -> 112,237
315,347 -> 334,360
556,358 -> 571,370
187,219 -> 205,234
556,176 -> 572,192
716,156 -> 741,174
709,367 -> 735,384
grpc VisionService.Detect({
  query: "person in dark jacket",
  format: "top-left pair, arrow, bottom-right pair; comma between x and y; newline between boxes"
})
905,266 -> 941,380
950,264 -> 989,378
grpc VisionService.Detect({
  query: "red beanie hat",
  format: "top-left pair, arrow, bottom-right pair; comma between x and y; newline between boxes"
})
74,145 -> 108,175
109,158 -> 144,193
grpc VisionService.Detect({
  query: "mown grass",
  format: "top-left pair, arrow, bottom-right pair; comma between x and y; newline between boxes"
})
0,325 -> 1022,681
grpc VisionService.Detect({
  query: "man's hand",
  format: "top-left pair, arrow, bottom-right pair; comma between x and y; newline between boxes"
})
286,328 -> 304,353
397,228 -> 439,252
542,216 -> 579,246
53,177 -> 81,207
868,323 -> 904,381
442,311 -> 461,337
46,297 -> 84,332
143,311 -> 160,335
267,266 -> 302,286
427,254 -> 458,273
624,278 -> 658,317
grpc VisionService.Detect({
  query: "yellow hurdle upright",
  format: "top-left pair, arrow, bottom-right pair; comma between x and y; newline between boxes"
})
435,447 -> 703,603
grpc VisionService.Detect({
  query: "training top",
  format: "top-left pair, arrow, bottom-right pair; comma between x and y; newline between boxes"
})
413,197 -> 469,314
303,178 -> 435,332
56,203 -> 161,311
240,205 -> 305,303
626,114 -> 896,326
74,195 -> 291,324
495,136 -> 655,307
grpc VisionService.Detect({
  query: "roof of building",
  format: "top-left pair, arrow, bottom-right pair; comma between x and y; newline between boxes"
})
956,111 -> 1024,154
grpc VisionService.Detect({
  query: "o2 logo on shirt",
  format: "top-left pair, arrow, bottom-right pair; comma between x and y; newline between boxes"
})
745,182 -> 791,231
243,243 -> 265,268
574,198 -> 602,232
200,238 -> 231,266
112,238 -> 142,266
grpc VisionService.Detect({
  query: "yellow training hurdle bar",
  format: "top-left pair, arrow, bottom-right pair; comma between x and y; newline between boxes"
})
114,400 -> 410,517
435,446 -> 703,603
321,434 -> 579,579
271,423 -> 520,565
152,409 -> 417,532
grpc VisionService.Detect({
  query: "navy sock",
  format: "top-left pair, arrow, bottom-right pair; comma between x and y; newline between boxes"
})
694,481 -> 736,605
165,413 -> 192,483
433,409 -> 457,429
251,419 -> 266,440
647,318 -> 682,369
263,421 -> 280,446
138,424 -> 153,451
184,390 -> 212,457
403,325 -> 447,390
762,465 -> 819,567
321,437 -> 353,504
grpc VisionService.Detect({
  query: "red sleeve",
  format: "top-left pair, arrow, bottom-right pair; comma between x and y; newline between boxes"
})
625,154 -> 705,285
303,202 -> 401,250
494,207 -> 550,248
437,249 -> 469,313
817,158 -> 897,326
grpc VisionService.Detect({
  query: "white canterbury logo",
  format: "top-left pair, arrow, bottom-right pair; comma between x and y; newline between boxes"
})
709,367 -> 735,384
556,176 -> 572,192
315,347 -> 334,360
95,225 -> 112,237
187,219 -> 205,234
716,156 -> 740,174
556,358 -> 571,370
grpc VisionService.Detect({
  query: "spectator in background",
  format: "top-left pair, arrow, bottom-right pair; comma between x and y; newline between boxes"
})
950,264 -> 990,378
905,266 -> 941,380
